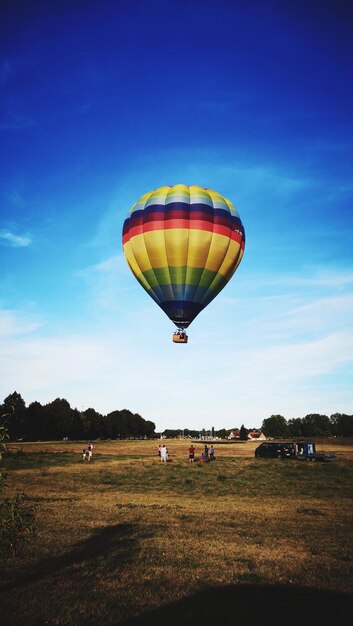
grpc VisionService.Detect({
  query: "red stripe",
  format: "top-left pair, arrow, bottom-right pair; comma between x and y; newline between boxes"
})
122,222 -> 244,245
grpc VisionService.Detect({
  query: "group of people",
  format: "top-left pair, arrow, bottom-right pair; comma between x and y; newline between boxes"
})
80,440 -> 216,464
82,442 -> 94,462
158,442 -> 216,464
189,443 -> 215,463
158,444 -> 169,462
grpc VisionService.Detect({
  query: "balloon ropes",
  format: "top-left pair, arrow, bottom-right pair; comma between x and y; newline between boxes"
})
122,184 -> 245,342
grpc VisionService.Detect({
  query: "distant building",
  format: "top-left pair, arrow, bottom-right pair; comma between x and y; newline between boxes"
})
247,430 -> 266,441
228,428 -> 266,441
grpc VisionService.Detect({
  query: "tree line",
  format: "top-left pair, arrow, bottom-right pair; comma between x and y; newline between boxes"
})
162,417 -> 353,440
161,426 -> 249,440
1,392 -> 156,441
2,392 -> 352,441
261,413 -> 353,438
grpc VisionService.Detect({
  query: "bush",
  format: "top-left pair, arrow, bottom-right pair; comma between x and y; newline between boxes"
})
1,408 -> 36,561
0,493 -> 36,560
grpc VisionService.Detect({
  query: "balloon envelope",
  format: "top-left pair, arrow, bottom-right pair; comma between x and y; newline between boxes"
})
122,184 -> 245,329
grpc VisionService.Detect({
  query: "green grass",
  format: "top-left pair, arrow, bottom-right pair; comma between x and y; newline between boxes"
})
4,451 -> 353,500
1,440 -> 353,625
72,457 -> 353,500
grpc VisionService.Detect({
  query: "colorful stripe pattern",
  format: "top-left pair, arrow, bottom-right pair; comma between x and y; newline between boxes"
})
122,184 -> 245,328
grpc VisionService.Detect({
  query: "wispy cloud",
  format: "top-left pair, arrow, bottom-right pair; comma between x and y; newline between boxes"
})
220,266 -> 353,341
243,269 -> 353,291
0,308 -> 42,337
0,332 -> 112,403
86,254 -> 125,273
76,253 -> 134,318
0,229 -> 32,247
5,188 -> 26,207
1,289 -> 352,428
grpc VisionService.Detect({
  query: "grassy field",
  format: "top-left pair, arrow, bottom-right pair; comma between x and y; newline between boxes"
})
1,438 -> 353,625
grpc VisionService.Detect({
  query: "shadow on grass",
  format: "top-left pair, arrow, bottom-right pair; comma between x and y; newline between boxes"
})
120,583 -> 353,626
0,522 -> 136,592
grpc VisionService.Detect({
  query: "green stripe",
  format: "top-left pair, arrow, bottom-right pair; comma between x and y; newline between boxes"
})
206,272 -> 228,293
143,267 -> 171,287
142,265 -> 226,290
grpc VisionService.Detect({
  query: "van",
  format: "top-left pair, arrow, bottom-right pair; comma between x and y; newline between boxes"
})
255,442 -> 296,459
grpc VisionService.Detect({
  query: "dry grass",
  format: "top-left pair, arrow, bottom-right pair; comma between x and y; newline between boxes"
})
1,439 -> 353,625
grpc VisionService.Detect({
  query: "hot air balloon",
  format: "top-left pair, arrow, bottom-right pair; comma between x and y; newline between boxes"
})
122,184 -> 245,342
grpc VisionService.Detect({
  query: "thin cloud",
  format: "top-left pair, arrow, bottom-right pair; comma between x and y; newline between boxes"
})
223,268 -> 353,296
1,300 -> 352,428
0,229 -> 32,247
5,188 -> 26,207
84,254 -> 125,273
0,333 -> 112,398
260,270 -> 353,290
0,309 -> 42,337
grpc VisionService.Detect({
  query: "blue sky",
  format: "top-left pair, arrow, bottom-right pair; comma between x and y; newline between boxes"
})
1,0 -> 353,431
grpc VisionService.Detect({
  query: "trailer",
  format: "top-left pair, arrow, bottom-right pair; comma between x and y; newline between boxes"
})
255,441 -> 336,462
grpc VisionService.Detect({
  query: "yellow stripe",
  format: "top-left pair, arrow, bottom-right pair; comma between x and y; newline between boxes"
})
164,228 -> 189,267
217,240 -> 243,278
124,229 -> 241,274
186,229 -> 213,268
128,185 -> 239,215
206,231 -> 232,272
128,232 -> 153,273
166,184 -> 190,201
143,230 -> 169,268
129,191 -> 152,214
189,186 -> 213,205
145,186 -> 171,206
123,241 -> 151,291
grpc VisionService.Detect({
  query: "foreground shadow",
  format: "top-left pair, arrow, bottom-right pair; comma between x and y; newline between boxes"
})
121,583 -> 353,626
0,522 -> 136,592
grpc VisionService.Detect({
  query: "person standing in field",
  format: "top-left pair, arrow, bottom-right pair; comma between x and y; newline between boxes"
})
87,443 -> 93,462
160,445 -> 168,463
188,444 -> 195,462
82,448 -> 86,461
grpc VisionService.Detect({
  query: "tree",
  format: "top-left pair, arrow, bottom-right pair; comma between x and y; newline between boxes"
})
162,429 -> 180,438
70,409 -> 85,440
105,410 -> 128,439
239,424 -> 248,441
129,413 -> 145,438
301,414 -> 331,437
287,418 -> 303,438
261,415 -> 288,438
44,398 -> 76,440
81,408 -> 104,440
184,429 -> 199,439
330,414 -> 353,437
0,407 -> 11,482
2,392 -> 27,440
26,402 -> 46,440
0,405 -> 36,559
144,420 -> 156,438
